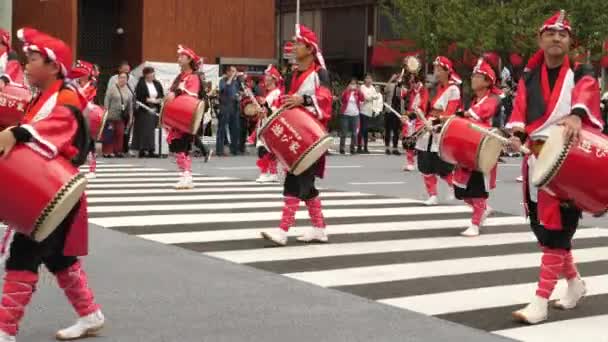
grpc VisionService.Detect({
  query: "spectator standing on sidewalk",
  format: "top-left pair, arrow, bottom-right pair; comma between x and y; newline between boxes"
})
359,74 -> 381,154
339,78 -> 364,155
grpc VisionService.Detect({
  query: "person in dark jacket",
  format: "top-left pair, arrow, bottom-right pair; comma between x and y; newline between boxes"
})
132,66 -> 164,157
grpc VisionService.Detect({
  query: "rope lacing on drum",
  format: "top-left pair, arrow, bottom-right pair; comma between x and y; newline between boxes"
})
32,173 -> 85,240
536,134 -> 575,187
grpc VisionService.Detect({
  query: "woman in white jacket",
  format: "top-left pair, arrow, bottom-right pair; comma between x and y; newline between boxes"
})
358,74 -> 381,153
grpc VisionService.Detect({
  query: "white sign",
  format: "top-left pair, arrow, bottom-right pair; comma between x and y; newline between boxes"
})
131,61 -> 220,93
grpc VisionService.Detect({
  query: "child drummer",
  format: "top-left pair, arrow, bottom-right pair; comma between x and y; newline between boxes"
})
0,27 -> 104,342
453,58 -> 502,237
165,45 -> 203,190
260,25 -> 333,246
255,65 -> 283,183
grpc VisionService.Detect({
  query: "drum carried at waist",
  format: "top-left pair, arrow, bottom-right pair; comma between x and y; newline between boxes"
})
531,125 -> 608,215
0,146 -> 87,242
259,107 -> 332,176
0,84 -> 32,129
87,104 -> 107,141
437,116 -> 504,173
160,95 -> 206,135
241,96 -> 265,120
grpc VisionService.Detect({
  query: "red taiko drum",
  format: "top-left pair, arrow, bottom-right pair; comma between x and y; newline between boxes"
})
87,104 -> 107,141
0,146 -> 87,242
437,116 -> 504,173
531,125 -> 608,215
0,84 -> 32,129
160,95 -> 205,134
259,107 -> 332,176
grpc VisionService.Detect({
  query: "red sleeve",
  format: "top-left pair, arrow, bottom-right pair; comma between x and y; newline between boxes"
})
19,105 -> 78,160
420,88 -> 429,113
468,96 -> 499,122
315,85 -> 333,127
506,78 -> 527,130
182,74 -> 201,97
571,75 -> 604,130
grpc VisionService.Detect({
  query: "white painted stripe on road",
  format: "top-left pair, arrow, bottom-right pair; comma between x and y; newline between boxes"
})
90,172 -> 208,178
90,205 -> 472,228
493,314 -> 608,342
79,164 -> 137,168
380,273 -> 608,316
138,216 -> 526,244
349,182 -> 406,185
83,168 -> 167,172
207,229 -> 608,264
87,178 -> 247,183
86,191 -> 366,204
215,166 -> 258,170
86,182 -> 276,189
284,246 -> 608,288
88,198 -> 420,213
86,186 -> 285,195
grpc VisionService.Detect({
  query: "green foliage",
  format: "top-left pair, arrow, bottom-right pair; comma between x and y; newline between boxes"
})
382,0 -> 608,62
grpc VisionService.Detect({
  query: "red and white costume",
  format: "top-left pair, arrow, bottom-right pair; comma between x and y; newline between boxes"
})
260,24 -> 333,246
416,56 -> 460,204
0,27 -> 103,342
69,60 -> 99,178
255,65 -> 283,183
166,45 -> 203,190
453,59 -> 503,237
508,11 -> 604,324
401,81 -> 428,170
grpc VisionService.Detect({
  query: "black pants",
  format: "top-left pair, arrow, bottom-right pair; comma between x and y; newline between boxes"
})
257,146 -> 270,158
283,162 -> 320,200
239,116 -> 249,153
5,202 -> 80,274
358,114 -> 370,149
169,134 -> 194,154
384,113 -> 401,148
526,196 -> 581,250
454,171 -> 489,200
193,136 -> 208,156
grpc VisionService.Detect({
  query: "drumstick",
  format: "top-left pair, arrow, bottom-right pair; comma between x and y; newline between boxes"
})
383,102 -> 405,120
136,100 -> 159,116
468,123 -> 531,155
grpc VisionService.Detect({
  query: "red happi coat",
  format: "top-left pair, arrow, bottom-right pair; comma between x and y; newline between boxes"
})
453,90 -> 502,190
507,53 -> 604,229
402,82 -> 429,137
288,62 -> 333,177
415,82 -> 461,152
19,80 -> 90,256
166,70 -> 201,142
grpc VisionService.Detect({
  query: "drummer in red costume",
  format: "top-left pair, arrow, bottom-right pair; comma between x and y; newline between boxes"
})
165,45 -> 203,190
454,58 -> 503,237
261,25 -> 333,246
69,60 -> 99,179
506,11 -> 604,324
416,56 -> 460,206
0,28 -> 104,341
0,29 -> 24,86
401,71 -> 428,171
255,65 -> 283,183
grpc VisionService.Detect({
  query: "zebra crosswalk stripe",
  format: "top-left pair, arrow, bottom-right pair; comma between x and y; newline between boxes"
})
85,163 -> 608,340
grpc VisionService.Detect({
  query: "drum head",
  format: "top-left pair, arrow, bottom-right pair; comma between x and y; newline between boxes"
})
32,174 -> 88,242
477,129 -> 506,174
244,103 -> 258,117
292,134 -> 333,176
190,100 -> 206,134
530,125 -> 569,187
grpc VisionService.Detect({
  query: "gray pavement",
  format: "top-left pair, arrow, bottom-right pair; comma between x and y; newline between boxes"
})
16,222 -> 512,342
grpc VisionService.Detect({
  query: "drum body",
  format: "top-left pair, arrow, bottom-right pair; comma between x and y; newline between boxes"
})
0,146 -> 87,241
0,84 -> 32,129
437,116 -> 504,173
87,105 -> 107,141
531,125 -> 608,214
160,95 -> 205,135
260,107 -> 332,176
241,96 -> 264,119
